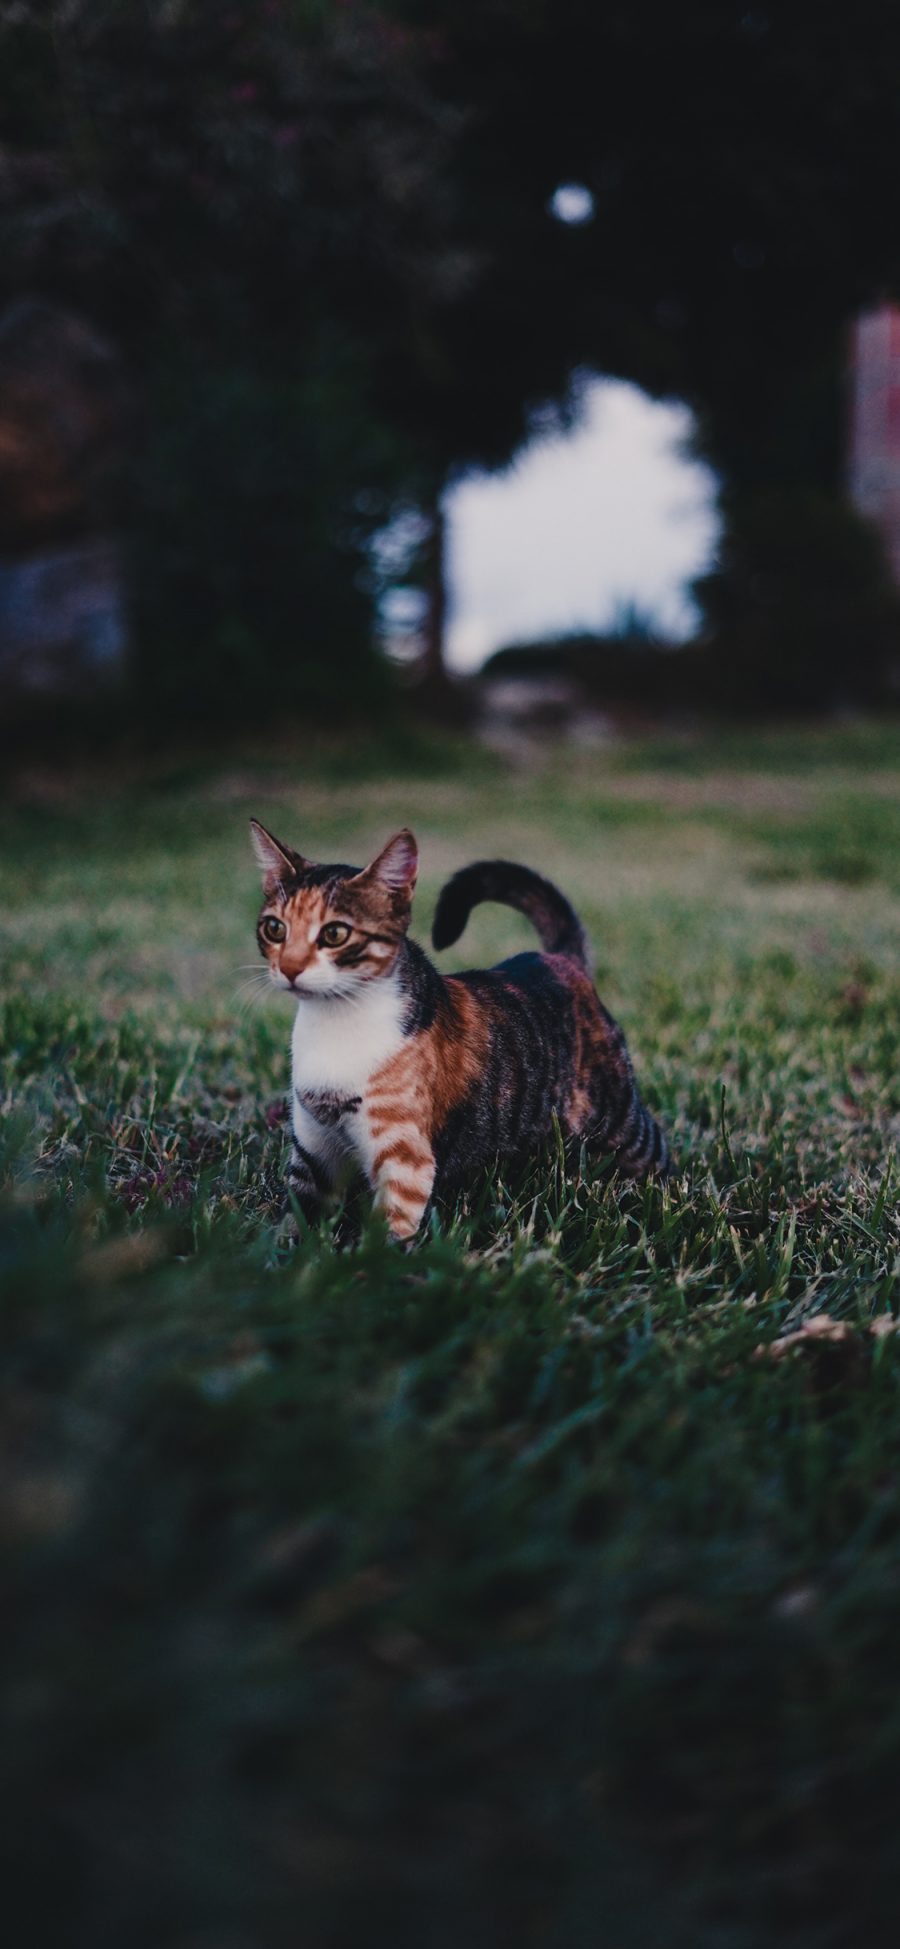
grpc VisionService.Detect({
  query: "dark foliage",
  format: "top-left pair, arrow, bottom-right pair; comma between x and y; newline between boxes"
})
4,1 -> 900,714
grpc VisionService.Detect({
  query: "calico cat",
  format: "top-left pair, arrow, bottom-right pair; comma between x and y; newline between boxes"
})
250,820 -> 669,1240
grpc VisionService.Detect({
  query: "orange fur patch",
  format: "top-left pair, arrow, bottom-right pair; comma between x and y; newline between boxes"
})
372,1137 -> 433,1175
365,977 -> 490,1153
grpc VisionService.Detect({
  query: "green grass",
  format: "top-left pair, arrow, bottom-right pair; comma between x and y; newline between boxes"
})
2,722 -> 899,1947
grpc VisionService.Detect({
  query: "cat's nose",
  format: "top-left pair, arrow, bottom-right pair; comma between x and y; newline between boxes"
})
280,957 -> 306,984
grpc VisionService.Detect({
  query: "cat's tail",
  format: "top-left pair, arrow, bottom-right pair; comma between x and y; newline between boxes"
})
432,860 -> 590,969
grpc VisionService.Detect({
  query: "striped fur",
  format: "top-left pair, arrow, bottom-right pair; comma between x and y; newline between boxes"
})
250,822 -> 670,1240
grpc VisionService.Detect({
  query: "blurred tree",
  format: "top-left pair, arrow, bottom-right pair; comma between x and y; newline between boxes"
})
0,1 -> 598,711
0,1 -> 463,716
3,0 -> 900,712
0,300 -> 129,554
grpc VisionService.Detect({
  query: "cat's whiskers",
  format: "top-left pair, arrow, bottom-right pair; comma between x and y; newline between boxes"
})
237,994 -> 273,1023
233,970 -> 270,994
233,971 -> 274,1017
327,985 -> 365,1011
235,962 -> 369,1008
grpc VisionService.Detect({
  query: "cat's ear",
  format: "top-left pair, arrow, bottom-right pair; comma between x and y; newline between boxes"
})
249,819 -> 304,892
352,829 -> 418,899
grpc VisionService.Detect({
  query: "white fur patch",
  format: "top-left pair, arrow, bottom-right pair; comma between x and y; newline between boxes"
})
291,975 -> 406,1100
287,972 -> 429,1207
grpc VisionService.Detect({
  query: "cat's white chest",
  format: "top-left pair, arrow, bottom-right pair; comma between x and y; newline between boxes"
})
290,979 -> 406,1096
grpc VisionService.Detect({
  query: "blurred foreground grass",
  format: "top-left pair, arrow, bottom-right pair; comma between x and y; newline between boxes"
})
1,720 -> 899,1947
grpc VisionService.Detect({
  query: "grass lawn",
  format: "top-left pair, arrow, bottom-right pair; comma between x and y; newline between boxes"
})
2,719 -> 899,1947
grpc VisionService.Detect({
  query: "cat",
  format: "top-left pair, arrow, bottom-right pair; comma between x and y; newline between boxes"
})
250,820 -> 670,1240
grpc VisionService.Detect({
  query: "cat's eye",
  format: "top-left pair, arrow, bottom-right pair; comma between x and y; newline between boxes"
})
318,922 -> 351,949
261,915 -> 287,943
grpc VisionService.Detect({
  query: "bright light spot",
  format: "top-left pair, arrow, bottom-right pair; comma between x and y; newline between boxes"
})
445,378 -> 720,672
550,183 -> 595,225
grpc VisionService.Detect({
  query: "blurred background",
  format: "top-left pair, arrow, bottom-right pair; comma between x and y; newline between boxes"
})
2,0 -> 900,745
4,15 -> 900,1947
